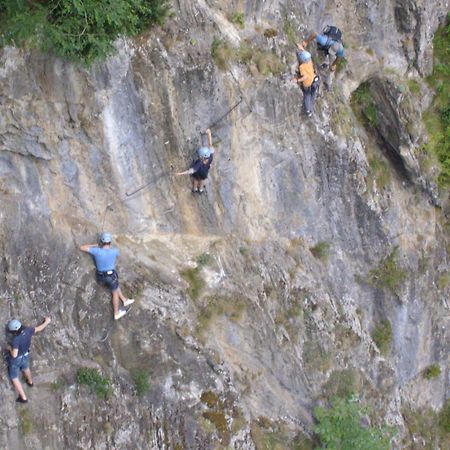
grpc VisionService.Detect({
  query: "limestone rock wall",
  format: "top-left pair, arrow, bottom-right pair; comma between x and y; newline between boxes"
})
0,0 -> 449,449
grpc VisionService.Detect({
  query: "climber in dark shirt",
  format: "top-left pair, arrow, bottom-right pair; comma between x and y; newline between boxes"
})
6,317 -> 51,403
176,128 -> 215,193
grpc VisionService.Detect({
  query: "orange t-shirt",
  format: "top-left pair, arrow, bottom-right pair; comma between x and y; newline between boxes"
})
299,61 -> 315,88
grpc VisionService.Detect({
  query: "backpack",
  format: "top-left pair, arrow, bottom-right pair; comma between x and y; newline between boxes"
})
317,25 -> 343,53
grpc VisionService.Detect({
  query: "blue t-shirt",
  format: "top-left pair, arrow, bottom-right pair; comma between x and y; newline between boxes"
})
88,247 -> 120,271
316,34 -> 345,57
192,153 -> 214,179
12,327 -> 35,357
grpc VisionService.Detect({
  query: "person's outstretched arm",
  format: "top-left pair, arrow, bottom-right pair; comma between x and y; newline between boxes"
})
80,243 -> 98,253
302,32 -> 317,47
35,317 -> 51,333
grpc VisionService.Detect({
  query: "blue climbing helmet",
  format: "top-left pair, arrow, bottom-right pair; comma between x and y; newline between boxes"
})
8,319 -> 22,332
198,147 -> 211,159
100,232 -> 112,244
297,50 -> 311,63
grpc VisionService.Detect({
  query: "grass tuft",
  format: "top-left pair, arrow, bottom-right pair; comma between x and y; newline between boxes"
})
132,369 -> 150,395
372,320 -> 392,355
310,241 -> 331,261
366,247 -> 407,293
351,82 -> 378,127
76,367 -> 113,399
423,364 -> 441,380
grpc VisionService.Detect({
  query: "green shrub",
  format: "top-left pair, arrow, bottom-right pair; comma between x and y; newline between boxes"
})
180,267 -> 205,300
423,364 -> 441,380
0,0 -> 170,65
424,16 -> 450,188
439,400 -> 450,433
372,320 -> 393,355
367,247 -> 407,293
369,157 -> 391,189
314,397 -> 394,450
310,241 -> 331,261
132,369 -> 150,395
230,12 -> 245,29
196,252 -> 212,267
76,367 -> 113,399
211,37 -> 232,70
351,82 -> 378,127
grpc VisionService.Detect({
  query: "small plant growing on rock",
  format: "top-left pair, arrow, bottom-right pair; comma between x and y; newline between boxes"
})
196,252 -> 212,267
230,12 -> 245,29
439,400 -> 450,433
369,157 -> 391,189
263,28 -> 278,38
314,397 -> 394,449
211,37 -> 233,70
366,247 -> 407,293
423,364 -> 441,380
371,320 -> 392,355
132,370 -> 150,395
76,367 -> 113,399
351,81 -> 378,127
310,241 -> 331,261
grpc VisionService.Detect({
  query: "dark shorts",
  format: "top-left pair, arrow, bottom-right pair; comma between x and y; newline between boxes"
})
96,270 -> 119,291
8,353 -> 30,380
191,172 -> 208,181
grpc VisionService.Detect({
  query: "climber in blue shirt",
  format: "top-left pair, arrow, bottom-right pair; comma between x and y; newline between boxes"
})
176,128 -> 215,194
80,232 -> 134,320
6,317 -> 51,403
303,26 -> 345,89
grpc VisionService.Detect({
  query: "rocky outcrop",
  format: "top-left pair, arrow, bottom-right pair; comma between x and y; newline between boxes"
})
0,1 -> 449,449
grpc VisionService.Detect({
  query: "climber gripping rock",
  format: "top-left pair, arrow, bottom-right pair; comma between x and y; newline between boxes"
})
6,317 -> 51,403
80,233 -> 134,320
292,44 -> 320,117
176,128 -> 214,194
302,25 -> 345,90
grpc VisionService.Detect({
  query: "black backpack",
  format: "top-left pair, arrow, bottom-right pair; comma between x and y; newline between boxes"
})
317,25 -> 343,52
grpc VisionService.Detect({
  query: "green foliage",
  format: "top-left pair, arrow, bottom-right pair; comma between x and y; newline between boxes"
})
132,369 -> 150,395
351,82 -> 378,127
323,370 -> 359,400
196,252 -> 212,267
372,320 -> 392,354
76,367 -> 113,399
423,364 -> 441,380
211,36 -> 283,76
180,267 -> 205,300
283,15 -> 297,45
438,272 -> 450,289
423,17 -> 450,188
439,400 -> 450,433
403,404 -> 450,448
408,79 -> 421,95
314,397 -> 394,450
18,408 -> 32,435
230,12 -> 245,29
367,247 -> 407,293
0,0 -> 170,65
310,241 -> 331,261
369,157 -> 391,189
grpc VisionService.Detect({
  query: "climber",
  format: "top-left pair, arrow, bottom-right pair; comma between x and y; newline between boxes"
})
175,128 -> 214,194
6,317 -> 51,403
80,233 -> 134,320
292,44 -> 319,117
302,26 -> 345,90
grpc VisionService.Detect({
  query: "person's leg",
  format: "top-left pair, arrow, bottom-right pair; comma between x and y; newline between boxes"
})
198,179 -> 206,192
23,368 -> 33,385
318,52 -> 331,89
111,290 -> 120,316
303,87 -> 312,115
11,378 -> 27,401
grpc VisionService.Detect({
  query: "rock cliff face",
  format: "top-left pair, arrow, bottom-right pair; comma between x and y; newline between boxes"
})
0,1 -> 449,449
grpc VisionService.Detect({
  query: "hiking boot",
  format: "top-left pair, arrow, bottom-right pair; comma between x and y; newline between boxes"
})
198,188 -> 204,194
191,188 -> 199,194
16,397 -> 28,403
114,307 -> 130,321
306,110 -> 313,117
123,298 -> 135,307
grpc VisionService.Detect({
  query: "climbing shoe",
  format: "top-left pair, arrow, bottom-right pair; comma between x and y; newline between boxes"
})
114,306 -> 131,321
198,189 -> 204,194
123,298 -> 135,307
16,397 -> 28,403
191,188 -> 199,194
